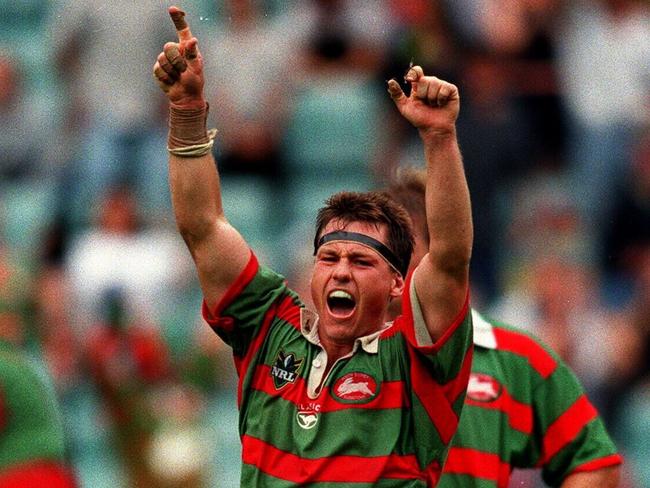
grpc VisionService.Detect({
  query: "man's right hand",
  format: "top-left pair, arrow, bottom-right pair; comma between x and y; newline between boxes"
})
153,6 -> 205,109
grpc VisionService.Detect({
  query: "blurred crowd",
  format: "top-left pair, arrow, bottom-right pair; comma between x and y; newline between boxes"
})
0,0 -> 648,486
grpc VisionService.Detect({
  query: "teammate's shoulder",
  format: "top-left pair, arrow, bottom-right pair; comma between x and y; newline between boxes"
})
472,309 -> 561,377
472,309 -> 549,347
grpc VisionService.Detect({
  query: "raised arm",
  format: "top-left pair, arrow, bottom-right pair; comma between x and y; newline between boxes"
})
153,7 -> 250,307
388,67 -> 472,341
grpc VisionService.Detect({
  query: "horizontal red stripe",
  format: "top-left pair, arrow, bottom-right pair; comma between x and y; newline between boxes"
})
493,327 -> 556,378
540,395 -> 598,465
251,364 -> 408,412
443,447 -> 511,488
0,461 -> 77,488
466,384 -> 533,434
571,454 -> 623,473
242,434 -> 424,483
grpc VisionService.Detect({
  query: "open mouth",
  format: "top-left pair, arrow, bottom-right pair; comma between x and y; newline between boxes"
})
327,290 -> 356,318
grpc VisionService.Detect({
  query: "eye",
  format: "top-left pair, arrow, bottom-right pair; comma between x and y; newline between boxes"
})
319,254 -> 337,263
355,259 -> 372,267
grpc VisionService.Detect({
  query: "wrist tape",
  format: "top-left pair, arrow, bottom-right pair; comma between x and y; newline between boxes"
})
168,103 -> 218,157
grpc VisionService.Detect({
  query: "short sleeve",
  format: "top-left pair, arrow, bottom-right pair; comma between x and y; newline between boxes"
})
533,359 -> 622,485
202,253 -> 294,358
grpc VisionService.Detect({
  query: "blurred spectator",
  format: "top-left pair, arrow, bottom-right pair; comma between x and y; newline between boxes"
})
453,50 -> 534,305
64,185 -> 193,333
278,1 -> 393,272
49,0 -> 172,223
441,0 -> 567,163
382,0 -> 459,80
199,0 -> 299,180
602,128 -> 650,295
376,0 -> 461,184
490,175 -> 613,405
492,253 -> 615,409
503,173 -> 591,276
0,52 -> 60,180
430,0 -> 569,304
0,242 -> 30,313
146,383 -> 212,488
555,0 -> 650,254
28,261 -> 105,487
31,264 -> 81,396
84,288 -> 174,487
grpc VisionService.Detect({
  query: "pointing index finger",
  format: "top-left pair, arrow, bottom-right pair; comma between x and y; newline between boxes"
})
169,6 -> 192,41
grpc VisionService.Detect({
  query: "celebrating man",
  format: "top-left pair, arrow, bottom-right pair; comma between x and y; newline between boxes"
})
154,7 -> 473,486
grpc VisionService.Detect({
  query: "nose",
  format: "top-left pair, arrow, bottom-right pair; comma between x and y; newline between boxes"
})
332,259 -> 351,281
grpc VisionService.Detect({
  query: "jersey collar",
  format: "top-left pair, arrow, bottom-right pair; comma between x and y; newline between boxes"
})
472,309 -> 497,349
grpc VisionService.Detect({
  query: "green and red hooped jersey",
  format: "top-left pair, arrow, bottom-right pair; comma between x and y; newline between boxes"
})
437,310 -> 622,488
202,252 -> 473,487
0,340 -> 77,487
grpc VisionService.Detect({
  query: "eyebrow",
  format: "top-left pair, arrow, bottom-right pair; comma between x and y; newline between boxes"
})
317,247 -> 380,261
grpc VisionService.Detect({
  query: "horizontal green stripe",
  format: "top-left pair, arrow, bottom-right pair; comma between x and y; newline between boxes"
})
533,362 -> 587,432
245,390 -> 415,458
437,473 -> 497,488
451,404 -> 529,458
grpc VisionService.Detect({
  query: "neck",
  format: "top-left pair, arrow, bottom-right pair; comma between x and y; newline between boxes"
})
320,337 -> 353,364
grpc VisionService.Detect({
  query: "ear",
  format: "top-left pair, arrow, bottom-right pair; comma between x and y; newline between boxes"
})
388,272 -> 405,299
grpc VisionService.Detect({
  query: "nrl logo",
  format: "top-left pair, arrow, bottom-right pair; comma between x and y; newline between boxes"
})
271,351 -> 303,390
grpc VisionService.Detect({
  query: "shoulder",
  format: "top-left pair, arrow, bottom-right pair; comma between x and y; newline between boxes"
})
472,310 -> 559,380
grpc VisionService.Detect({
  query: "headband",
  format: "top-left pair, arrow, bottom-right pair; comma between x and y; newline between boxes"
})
314,231 -> 406,276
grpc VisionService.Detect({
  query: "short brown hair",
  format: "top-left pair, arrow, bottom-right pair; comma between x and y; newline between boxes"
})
385,168 -> 429,246
314,191 -> 414,274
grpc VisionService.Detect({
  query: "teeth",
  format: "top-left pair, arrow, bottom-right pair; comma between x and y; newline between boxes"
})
329,290 -> 353,300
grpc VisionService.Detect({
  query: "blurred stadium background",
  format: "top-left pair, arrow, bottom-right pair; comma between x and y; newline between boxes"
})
0,0 -> 648,486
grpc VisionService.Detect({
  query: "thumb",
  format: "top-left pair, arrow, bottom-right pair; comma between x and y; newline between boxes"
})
387,79 -> 406,105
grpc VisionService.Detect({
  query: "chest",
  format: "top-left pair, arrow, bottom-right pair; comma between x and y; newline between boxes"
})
241,329 -> 410,449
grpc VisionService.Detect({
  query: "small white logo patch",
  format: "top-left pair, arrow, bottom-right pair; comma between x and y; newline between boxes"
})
467,373 -> 502,402
333,372 -> 377,402
296,411 -> 319,430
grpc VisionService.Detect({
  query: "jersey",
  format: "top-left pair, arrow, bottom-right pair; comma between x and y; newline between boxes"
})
0,340 -> 77,487
202,253 -> 473,487
438,310 -> 622,488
